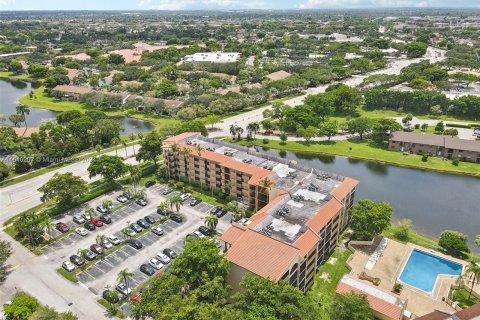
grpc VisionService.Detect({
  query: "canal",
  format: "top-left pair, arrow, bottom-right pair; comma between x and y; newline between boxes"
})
262,148 -> 480,252
0,79 -> 155,135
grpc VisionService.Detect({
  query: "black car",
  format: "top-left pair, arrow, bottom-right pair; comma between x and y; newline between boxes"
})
216,209 -> 228,218
211,206 -> 221,215
163,248 -> 178,259
128,239 -> 143,250
170,215 -> 183,223
157,208 -> 170,216
144,215 -> 156,224
100,215 -> 112,224
136,219 -> 150,229
69,254 -> 85,266
84,250 -> 97,261
55,222 -> 70,233
145,180 -> 156,188
198,226 -> 213,236
140,263 -> 156,276
189,198 -> 202,206
102,290 -> 119,303
130,223 -> 143,233
84,222 -> 96,231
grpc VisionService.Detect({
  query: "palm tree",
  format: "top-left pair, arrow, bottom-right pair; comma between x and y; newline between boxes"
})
85,207 -> 95,222
158,201 -> 170,214
95,144 -> 102,154
229,124 -> 238,139
96,234 -> 106,246
16,104 -> 30,128
87,129 -> 95,148
111,137 -> 121,156
169,195 -> 183,214
129,165 -> 142,197
102,199 -> 113,213
42,217 -> 54,240
129,133 -> 136,156
246,122 -> 260,139
117,269 -> 134,290
205,213 -> 218,232
196,144 -> 203,157
122,139 -> 128,159
259,177 -> 273,202
227,201 -> 245,221
466,263 -> 480,301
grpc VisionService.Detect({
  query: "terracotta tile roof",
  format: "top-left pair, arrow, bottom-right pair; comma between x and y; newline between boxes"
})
293,228 -> 321,256
164,132 -> 198,144
53,85 -> 92,95
415,310 -> 451,320
220,224 -> 247,245
66,68 -> 80,81
13,127 -> 40,138
330,177 -> 359,200
336,275 -> 406,320
218,83 -> 262,95
266,70 -> 292,81
225,229 -> 300,281
107,49 -> 142,63
306,198 -> 343,233
454,303 -> 480,320
62,53 -> 91,61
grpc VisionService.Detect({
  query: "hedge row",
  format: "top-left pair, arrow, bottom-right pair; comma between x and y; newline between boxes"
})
445,123 -> 480,129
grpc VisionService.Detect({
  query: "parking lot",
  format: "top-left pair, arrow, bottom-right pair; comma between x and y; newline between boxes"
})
43,182 -> 233,296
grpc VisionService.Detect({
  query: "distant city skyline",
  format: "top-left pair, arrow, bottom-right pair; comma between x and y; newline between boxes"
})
0,0 -> 479,11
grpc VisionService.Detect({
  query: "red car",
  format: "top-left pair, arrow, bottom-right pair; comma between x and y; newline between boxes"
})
90,244 -> 105,255
130,294 -> 142,303
92,219 -> 104,227
55,222 -> 70,233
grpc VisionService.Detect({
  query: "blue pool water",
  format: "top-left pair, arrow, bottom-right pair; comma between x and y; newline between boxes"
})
399,249 -> 463,294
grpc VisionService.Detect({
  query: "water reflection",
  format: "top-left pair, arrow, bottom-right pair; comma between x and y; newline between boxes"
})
365,161 -> 389,176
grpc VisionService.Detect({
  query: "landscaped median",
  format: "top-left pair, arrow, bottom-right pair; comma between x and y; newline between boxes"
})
234,138 -> 480,176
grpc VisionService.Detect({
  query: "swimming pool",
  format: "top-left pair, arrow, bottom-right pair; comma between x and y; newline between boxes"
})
398,249 -> 463,294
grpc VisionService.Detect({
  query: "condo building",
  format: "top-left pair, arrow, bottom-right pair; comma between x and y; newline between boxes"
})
162,133 -> 358,292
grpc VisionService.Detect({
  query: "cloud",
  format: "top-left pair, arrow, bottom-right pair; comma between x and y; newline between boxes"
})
138,0 -> 264,10
0,0 -> 15,7
298,0 -> 472,8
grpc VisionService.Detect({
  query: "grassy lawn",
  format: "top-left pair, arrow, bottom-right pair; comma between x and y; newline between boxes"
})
450,287 -> 480,308
0,71 -> 34,81
236,139 -> 480,176
97,298 -> 126,319
56,268 -> 79,283
307,248 -> 352,319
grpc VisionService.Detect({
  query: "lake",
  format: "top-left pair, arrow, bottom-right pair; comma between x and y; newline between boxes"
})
262,148 -> 480,252
0,79 -> 155,135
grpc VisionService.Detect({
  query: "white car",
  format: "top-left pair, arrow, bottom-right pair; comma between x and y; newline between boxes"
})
75,227 -> 89,237
180,193 -> 191,201
73,214 -> 86,224
116,283 -> 132,295
156,252 -> 171,264
116,195 -> 128,203
193,230 -> 205,238
151,226 -> 164,236
108,235 -> 121,245
102,239 -> 113,249
62,261 -> 75,272
149,258 -> 164,270
123,228 -> 136,237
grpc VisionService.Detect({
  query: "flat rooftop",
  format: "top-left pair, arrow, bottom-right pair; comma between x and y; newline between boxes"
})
175,134 -> 347,245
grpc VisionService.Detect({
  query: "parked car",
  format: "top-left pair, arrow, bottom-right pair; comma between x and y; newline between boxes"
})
130,223 -> 142,233
62,261 -> 75,272
116,195 -> 128,203
149,258 -> 164,270
73,214 -> 86,224
116,283 -> 132,295
151,227 -> 164,236
75,227 -> 88,237
84,250 -> 97,261
144,215 -> 156,224
102,239 -> 113,249
140,263 -> 156,276
190,230 -> 205,239
96,206 -> 108,214
84,222 -> 96,231
108,235 -> 121,245
163,248 -> 178,259
180,193 -> 191,201
189,198 -> 202,206
216,208 -> 228,218
145,180 -> 156,188
157,208 -> 170,216
211,206 -> 221,215
130,293 -> 142,303
136,219 -> 150,229
92,219 -> 104,227
128,239 -> 143,250
156,253 -> 171,264
55,222 -> 69,233
136,199 -> 147,206
100,215 -> 112,224
102,290 -> 119,303
90,244 -> 104,255
170,215 -> 183,223
198,226 -> 213,237
162,187 -> 173,195
123,228 -> 136,237
69,254 -> 85,266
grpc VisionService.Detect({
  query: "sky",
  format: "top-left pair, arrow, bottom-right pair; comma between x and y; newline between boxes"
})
0,0 -> 478,11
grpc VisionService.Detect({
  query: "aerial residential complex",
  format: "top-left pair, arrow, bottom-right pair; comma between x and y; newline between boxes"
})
163,132 -> 358,292
181,52 -> 242,63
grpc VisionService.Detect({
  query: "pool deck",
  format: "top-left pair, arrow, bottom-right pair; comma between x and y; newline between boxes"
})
347,238 -> 466,317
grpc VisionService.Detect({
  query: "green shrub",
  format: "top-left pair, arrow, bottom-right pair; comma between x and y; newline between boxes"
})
446,123 -> 471,129
262,138 -> 269,144
421,154 -> 429,162
452,158 -> 460,166
438,230 -> 470,254
393,283 -> 403,293
414,124 -> 420,129
469,124 -> 480,128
